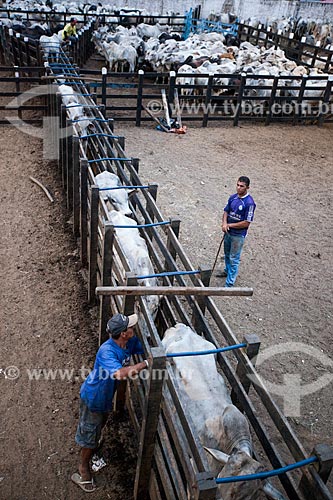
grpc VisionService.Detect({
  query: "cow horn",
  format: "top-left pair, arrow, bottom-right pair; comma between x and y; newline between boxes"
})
203,447 -> 230,465
262,480 -> 287,500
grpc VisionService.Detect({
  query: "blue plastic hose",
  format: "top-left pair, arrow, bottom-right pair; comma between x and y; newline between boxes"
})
215,456 -> 318,484
167,343 -> 247,358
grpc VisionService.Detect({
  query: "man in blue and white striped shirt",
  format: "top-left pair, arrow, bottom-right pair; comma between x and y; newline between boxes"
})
217,176 -> 256,287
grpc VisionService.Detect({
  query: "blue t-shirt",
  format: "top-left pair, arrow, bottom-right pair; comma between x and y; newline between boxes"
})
80,336 -> 144,412
224,193 -> 256,237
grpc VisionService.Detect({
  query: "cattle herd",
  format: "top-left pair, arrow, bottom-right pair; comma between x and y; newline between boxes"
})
2,1 -> 332,104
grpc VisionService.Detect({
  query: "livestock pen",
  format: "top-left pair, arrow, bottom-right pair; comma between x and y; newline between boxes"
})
237,21 -> 333,71
2,12 -> 333,127
43,46 -> 333,499
1,16 -> 333,500
74,67 -> 333,126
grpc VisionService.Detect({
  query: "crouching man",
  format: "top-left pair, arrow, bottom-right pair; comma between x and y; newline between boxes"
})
62,17 -> 78,43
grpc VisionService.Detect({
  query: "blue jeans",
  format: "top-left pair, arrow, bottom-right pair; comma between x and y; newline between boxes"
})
223,232 -> 245,287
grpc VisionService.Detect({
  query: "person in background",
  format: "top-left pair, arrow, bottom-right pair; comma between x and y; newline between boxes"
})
62,17 -> 78,43
71,313 -> 149,492
216,176 -> 256,287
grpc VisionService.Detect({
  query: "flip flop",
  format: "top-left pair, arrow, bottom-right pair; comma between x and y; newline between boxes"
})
71,472 -> 97,493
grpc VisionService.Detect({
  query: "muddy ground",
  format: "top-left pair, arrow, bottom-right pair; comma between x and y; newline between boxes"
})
0,116 -> 332,500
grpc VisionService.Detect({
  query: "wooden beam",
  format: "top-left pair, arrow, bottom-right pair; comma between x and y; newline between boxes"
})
96,286 -> 253,297
134,347 -> 166,500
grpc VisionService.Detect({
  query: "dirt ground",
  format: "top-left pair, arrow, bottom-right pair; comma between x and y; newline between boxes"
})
0,116 -> 332,500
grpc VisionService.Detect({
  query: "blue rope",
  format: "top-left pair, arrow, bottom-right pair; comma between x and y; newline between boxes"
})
215,456 -> 318,484
113,221 -> 170,229
166,342 -> 247,358
137,270 -> 200,279
98,185 -> 150,191
80,133 -> 120,139
88,157 -> 132,163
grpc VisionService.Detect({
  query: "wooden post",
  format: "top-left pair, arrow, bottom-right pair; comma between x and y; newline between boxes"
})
24,36 -> 31,67
72,136 -> 80,237
123,273 -> 138,316
17,34 -> 24,66
118,135 -> 125,150
317,77 -> 333,127
311,46 -> 320,68
312,444 -> 333,483
80,159 -> 88,266
129,158 -> 139,212
146,183 -> 158,224
166,219 -> 180,284
88,185 -> 99,304
265,76 -> 279,126
202,74 -> 214,127
192,265 -> 212,332
293,75 -> 308,126
168,70 -> 176,110
99,223 -> 115,345
299,444 -> 333,498
324,52 -> 332,73
231,333 -> 260,409
233,74 -> 246,126
113,274 -> 139,414
66,120 -> 73,210
136,69 -> 144,127
60,104 -> 67,183
193,472 -> 217,500
12,33 -> 19,65
14,67 -> 22,120
134,347 -> 166,500
101,66 -> 107,110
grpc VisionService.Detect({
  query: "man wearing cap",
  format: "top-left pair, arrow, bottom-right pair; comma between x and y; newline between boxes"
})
71,313 -> 149,492
62,17 -> 78,43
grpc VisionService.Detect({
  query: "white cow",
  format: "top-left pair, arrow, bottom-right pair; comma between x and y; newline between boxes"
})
39,33 -> 61,61
162,324 -> 286,500
57,84 -> 92,137
108,211 -> 159,317
176,64 -> 195,96
95,171 -> 132,216
58,84 -> 77,106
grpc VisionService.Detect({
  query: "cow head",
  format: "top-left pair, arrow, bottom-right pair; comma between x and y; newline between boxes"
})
205,448 -> 286,500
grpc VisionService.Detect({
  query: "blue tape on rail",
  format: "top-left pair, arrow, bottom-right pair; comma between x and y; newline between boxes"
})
98,185 -> 150,191
88,157 -> 132,163
166,342 -> 247,358
112,221 -> 170,229
71,117 -> 109,123
137,270 -> 200,279
215,456 -> 318,484
80,133 -> 120,139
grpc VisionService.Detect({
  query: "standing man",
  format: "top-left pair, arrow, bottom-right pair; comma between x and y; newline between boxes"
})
216,176 -> 256,287
71,313 -> 149,493
62,17 -> 78,43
